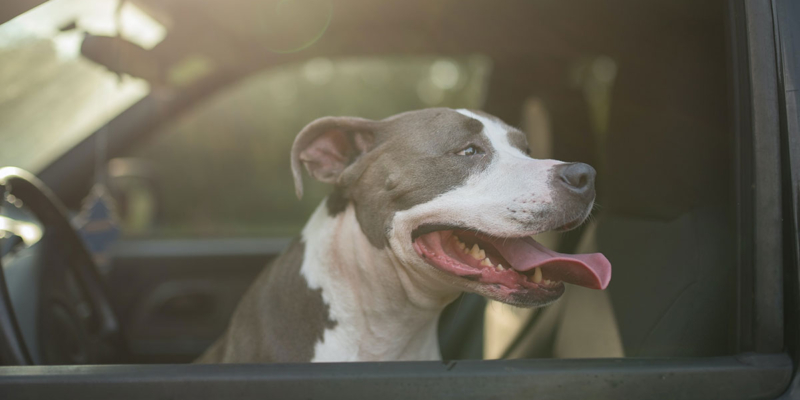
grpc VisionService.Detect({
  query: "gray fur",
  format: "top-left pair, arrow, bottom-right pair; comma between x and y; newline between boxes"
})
507,130 -> 529,154
196,240 -> 335,363
295,108 -> 493,248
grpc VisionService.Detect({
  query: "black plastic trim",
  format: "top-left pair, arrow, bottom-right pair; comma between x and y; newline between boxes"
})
0,353 -> 792,400
772,0 -> 800,397
732,0 -> 785,354
729,0 -> 755,353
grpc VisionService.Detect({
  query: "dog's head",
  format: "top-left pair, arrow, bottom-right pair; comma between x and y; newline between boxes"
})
291,108 -> 610,307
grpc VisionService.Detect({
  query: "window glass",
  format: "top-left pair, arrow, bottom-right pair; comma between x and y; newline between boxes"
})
119,56 -> 492,237
0,0 -> 162,172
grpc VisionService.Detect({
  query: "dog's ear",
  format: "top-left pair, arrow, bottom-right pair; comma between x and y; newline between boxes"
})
291,116 -> 376,199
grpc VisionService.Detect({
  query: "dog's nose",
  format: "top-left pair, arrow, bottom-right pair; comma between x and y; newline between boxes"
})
555,162 -> 596,197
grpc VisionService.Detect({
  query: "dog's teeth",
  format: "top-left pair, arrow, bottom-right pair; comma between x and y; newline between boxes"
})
480,258 -> 492,267
456,241 -> 466,250
532,267 -> 543,283
477,249 -> 486,259
470,244 -> 481,259
543,279 -> 551,284
497,264 -> 506,271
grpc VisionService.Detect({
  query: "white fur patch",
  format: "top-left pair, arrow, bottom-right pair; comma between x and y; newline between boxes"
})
300,201 -> 444,362
300,203 -> 360,361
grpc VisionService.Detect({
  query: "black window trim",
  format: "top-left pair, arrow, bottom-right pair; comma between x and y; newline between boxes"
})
0,354 -> 792,399
773,0 -> 800,397
732,0 -> 785,354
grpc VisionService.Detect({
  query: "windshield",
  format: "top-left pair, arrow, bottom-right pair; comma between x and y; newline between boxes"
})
0,0 -> 165,173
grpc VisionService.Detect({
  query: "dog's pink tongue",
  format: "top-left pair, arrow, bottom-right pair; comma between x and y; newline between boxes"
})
493,237 -> 611,290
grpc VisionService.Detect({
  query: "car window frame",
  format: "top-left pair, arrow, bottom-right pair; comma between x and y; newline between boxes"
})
731,0 -> 785,354
0,0 -> 795,398
772,0 -> 800,396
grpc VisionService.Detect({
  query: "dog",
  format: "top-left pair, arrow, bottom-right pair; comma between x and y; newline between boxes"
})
197,108 -> 611,363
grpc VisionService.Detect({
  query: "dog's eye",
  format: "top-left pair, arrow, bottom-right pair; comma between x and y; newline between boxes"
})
456,145 -> 482,156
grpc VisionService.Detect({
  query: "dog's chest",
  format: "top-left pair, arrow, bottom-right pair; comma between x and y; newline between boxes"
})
300,203 -> 444,362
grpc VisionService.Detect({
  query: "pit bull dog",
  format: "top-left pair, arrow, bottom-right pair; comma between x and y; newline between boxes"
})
197,108 -> 611,363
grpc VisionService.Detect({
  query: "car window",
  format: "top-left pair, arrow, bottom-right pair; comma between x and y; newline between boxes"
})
0,0 -> 165,173
0,0 -> 754,380
117,56 -> 491,238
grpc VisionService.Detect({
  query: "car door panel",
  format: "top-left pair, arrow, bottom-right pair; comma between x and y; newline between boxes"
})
106,238 -> 290,363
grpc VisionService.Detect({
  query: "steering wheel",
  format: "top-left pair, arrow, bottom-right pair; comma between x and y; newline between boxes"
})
0,167 -> 123,365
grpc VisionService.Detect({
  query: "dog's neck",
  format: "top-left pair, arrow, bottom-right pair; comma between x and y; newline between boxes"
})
300,200 -> 458,362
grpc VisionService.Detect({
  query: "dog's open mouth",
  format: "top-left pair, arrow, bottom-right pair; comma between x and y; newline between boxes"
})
412,227 -> 611,304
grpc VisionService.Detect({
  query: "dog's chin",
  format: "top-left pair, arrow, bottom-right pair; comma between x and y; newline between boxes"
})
468,278 -> 566,308
409,214 -> 610,308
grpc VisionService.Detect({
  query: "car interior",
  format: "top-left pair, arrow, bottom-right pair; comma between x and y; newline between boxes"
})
0,0 -> 755,368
